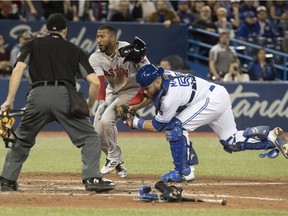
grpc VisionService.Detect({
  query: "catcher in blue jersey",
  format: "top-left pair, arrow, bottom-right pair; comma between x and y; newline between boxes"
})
115,64 -> 288,183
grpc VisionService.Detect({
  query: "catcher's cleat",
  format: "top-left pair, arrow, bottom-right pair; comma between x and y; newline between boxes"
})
161,166 -> 195,183
100,159 -> 121,175
115,162 -> 128,178
273,127 -> 288,159
0,176 -> 18,191
83,177 -> 115,192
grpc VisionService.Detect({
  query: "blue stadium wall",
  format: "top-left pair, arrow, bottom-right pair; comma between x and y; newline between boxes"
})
1,78 -> 287,132
0,20 -> 188,65
1,21 -> 288,132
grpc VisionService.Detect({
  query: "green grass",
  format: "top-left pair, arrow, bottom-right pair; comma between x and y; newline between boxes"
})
0,134 -> 286,178
0,134 -> 287,216
0,207 -> 288,216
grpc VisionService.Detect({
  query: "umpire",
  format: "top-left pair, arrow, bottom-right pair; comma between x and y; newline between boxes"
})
0,13 -> 115,192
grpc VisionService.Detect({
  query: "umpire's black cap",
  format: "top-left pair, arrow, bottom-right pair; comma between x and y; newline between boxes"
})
46,13 -> 67,31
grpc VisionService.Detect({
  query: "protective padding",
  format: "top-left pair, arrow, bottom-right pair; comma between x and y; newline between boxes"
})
188,141 -> 199,166
220,138 -> 275,152
165,118 -> 188,171
243,126 -> 270,141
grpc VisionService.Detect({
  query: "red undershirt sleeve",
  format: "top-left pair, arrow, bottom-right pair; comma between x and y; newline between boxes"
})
98,75 -> 106,100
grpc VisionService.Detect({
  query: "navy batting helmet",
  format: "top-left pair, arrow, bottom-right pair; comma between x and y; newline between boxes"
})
136,64 -> 164,88
118,36 -> 147,63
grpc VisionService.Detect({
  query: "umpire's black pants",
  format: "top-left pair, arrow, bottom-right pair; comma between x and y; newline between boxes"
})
1,85 -> 102,181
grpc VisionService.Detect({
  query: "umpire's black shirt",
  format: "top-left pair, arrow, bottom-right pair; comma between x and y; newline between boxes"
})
16,33 -> 94,86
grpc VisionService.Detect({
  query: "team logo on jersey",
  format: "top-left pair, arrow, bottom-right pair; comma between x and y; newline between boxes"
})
104,68 -> 129,78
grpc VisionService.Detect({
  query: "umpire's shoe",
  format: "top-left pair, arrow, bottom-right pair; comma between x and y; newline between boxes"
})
83,177 -> 115,192
0,176 -> 18,191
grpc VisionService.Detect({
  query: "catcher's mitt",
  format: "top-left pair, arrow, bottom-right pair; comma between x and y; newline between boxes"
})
114,104 -> 140,121
0,108 -> 25,148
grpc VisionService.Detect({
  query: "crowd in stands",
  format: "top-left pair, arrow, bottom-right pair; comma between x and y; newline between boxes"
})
0,0 -> 287,81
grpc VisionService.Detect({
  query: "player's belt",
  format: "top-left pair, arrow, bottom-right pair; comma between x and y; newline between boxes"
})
31,81 -> 66,89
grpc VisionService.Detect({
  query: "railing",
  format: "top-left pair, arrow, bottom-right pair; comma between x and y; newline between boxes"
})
186,27 -> 288,80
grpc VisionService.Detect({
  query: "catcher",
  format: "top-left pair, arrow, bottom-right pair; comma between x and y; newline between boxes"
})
115,64 -> 288,182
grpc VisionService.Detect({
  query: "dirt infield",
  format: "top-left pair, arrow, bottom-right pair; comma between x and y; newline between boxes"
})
0,172 -> 287,210
1,131 -> 287,210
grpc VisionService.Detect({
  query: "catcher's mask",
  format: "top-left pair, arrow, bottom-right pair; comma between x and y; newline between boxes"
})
118,36 -> 147,63
136,64 -> 164,88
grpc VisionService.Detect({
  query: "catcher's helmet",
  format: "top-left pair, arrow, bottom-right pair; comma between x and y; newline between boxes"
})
118,36 -> 147,63
136,64 -> 164,88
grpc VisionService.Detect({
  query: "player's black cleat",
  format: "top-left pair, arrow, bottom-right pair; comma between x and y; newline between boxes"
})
0,176 -> 18,191
83,177 -> 115,192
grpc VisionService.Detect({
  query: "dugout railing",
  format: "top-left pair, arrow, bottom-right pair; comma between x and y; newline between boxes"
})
186,27 -> 288,80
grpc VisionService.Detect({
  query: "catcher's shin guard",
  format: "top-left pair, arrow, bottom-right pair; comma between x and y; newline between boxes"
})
165,118 -> 189,172
163,118 -> 197,182
220,126 -> 275,155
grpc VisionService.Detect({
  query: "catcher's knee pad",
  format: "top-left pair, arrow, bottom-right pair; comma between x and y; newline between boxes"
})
165,118 -> 192,171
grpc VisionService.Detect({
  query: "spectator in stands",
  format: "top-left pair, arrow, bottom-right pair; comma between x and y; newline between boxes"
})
239,0 -> 256,19
22,0 -> 43,21
192,5 -> 217,33
236,11 -> 258,40
176,0 -> 195,25
107,0 -> 120,20
269,1 -> 288,37
0,1 -> 21,20
147,0 -> 180,28
283,31 -> 288,53
70,1 -> 96,22
206,0 -> 216,9
223,56 -> 250,82
159,55 -> 184,71
190,0 -> 205,21
227,0 -> 240,29
110,0 -> 134,22
132,0 -> 156,22
247,48 -> 276,81
42,1 -> 67,19
90,1 -> 108,21
210,0 -> 221,22
0,34 -> 12,77
10,31 -> 33,79
209,32 -> 238,80
255,6 -> 276,39
215,7 -> 235,38
192,6 -> 217,59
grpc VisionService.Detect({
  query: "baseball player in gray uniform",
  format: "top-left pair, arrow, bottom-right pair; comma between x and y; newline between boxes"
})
122,64 -> 288,182
89,24 -> 149,178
